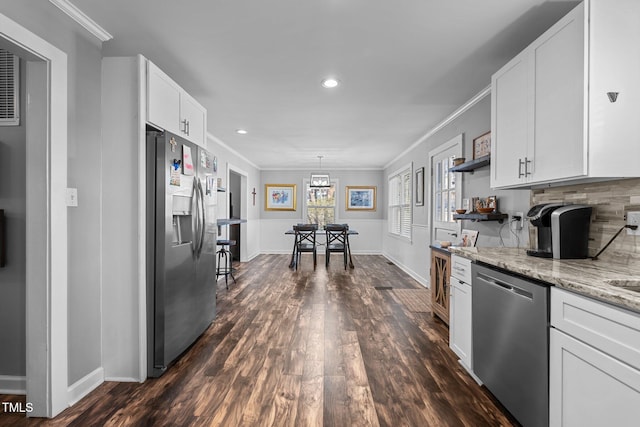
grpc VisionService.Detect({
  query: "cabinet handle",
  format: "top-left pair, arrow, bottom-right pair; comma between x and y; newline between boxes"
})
518,158 -> 525,178
525,157 -> 532,176
186,120 -> 190,136
181,119 -> 188,134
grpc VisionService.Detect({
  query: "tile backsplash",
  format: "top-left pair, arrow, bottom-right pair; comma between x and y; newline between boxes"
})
531,178 -> 640,264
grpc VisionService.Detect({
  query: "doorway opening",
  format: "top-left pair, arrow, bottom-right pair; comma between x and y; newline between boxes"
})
227,164 -> 248,262
0,12 -> 69,418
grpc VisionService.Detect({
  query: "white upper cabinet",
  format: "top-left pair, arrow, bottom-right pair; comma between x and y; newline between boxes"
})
147,61 -> 181,135
491,51 -> 530,188
147,60 -> 207,147
491,0 -> 640,189
179,90 -> 207,147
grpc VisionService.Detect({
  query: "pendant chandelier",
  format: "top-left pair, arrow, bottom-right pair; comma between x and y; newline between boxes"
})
310,155 -> 331,188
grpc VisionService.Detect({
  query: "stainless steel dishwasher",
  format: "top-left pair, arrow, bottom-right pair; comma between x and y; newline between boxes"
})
472,263 -> 550,427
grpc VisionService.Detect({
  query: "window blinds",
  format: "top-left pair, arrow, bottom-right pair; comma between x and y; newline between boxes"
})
388,165 -> 412,238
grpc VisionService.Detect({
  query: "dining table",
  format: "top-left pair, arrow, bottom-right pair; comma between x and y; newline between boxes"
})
285,228 -> 359,269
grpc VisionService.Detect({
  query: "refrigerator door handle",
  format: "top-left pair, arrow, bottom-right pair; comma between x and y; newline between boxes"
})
196,179 -> 206,257
191,177 -> 199,255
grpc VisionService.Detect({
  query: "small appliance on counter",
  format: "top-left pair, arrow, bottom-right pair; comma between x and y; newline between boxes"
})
526,203 -> 592,259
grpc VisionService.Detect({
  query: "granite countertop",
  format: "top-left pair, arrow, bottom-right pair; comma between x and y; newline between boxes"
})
449,247 -> 640,313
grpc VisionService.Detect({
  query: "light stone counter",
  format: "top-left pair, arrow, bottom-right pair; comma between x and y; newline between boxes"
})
449,247 -> 640,313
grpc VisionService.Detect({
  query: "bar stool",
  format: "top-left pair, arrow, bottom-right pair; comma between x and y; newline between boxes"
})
216,239 -> 236,289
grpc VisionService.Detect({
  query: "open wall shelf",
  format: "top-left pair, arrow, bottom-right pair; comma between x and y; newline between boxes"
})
453,212 -> 508,223
449,156 -> 490,173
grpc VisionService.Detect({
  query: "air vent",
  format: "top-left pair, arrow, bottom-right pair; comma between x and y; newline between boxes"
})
0,49 -> 19,126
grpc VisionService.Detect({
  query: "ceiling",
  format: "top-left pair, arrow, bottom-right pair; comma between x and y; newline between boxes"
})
73,0 -> 579,169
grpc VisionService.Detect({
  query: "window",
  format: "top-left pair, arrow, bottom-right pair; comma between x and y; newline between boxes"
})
388,164 -> 412,239
305,182 -> 336,228
434,153 -> 457,223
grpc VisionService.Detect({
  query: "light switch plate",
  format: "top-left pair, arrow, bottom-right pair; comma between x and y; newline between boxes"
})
66,188 -> 78,207
626,211 -> 640,235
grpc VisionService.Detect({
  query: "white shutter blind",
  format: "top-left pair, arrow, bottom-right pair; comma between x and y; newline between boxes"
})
400,169 -> 412,238
0,49 -> 19,126
388,164 -> 412,239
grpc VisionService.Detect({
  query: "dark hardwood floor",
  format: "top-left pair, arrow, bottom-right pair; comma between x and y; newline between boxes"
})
1,254 -> 518,426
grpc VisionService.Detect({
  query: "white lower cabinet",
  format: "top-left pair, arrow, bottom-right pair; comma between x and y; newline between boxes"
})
550,288 -> 640,427
450,279 -> 472,368
449,255 -> 479,382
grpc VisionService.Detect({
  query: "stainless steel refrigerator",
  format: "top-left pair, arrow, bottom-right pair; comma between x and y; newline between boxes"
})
146,130 -> 217,377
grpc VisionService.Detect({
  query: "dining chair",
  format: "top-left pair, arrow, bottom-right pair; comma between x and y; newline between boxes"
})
325,224 -> 349,269
293,224 -> 318,270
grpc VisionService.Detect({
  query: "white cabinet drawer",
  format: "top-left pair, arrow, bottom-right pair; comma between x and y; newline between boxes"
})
551,287 -> 640,370
450,254 -> 472,284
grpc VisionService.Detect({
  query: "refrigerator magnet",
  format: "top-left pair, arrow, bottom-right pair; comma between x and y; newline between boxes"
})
200,150 -> 208,168
169,136 -> 177,152
170,168 -> 180,186
182,145 -> 194,176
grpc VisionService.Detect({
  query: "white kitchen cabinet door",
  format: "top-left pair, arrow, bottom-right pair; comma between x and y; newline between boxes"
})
180,91 -> 207,147
530,4 -> 586,183
587,0 -> 640,177
147,61 -> 181,135
549,328 -> 640,427
449,280 -> 472,370
490,52 -> 529,189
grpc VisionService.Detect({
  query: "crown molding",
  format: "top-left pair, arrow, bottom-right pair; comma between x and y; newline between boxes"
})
384,84 -> 491,170
49,0 -> 113,42
207,132 -> 260,170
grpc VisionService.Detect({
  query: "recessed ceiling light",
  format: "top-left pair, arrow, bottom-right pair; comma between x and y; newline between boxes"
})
235,129 -> 248,135
321,78 -> 339,89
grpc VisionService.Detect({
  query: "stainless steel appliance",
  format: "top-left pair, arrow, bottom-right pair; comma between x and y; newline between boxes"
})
146,130 -> 217,377
473,263 -> 550,427
526,203 -> 592,259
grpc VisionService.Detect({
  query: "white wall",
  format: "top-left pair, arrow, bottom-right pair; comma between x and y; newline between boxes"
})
383,94 -> 531,287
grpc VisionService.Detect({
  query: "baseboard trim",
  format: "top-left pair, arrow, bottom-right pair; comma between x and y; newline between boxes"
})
382,253 -> 429,287
103,376 -> 141,383
0,375 -> 27,395
67,367 -> 104,406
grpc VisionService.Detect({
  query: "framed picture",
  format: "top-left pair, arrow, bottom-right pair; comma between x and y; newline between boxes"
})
415,167 -> 424,206
473,131 -> 491,160
265,184 -> 297,211
346,186 -> 376,211
459,229 -> 479,247
485,195 -> 498,212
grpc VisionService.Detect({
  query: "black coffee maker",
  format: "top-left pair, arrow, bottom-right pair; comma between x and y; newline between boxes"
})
526,203 -> 592,259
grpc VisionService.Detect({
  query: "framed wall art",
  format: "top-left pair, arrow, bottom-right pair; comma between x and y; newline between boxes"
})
346,186 -> 376,211
265,184 -> 297,211
415,167 -> 424,206
472,131 -> 491,160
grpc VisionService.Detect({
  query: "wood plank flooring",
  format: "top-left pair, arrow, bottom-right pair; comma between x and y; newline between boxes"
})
1,254 -> 518,426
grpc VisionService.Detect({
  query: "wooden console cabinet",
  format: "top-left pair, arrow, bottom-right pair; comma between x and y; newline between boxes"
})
430,248 -> 450,325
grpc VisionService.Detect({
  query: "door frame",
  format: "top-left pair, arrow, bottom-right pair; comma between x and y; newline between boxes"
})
227,163 -> 248,261
428,134 -> 463,243
0,13 -> 69,417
